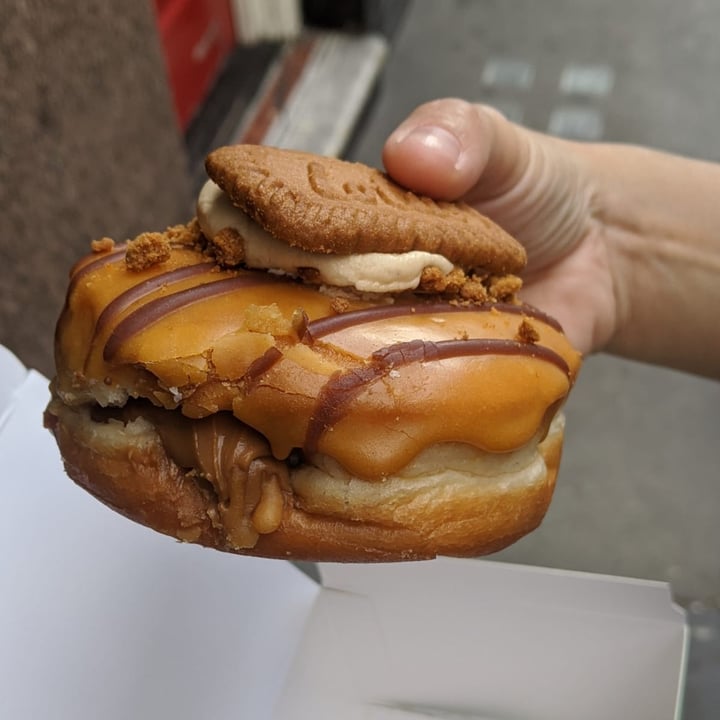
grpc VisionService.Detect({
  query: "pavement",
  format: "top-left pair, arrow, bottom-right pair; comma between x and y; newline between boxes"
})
345,2 -> 719,716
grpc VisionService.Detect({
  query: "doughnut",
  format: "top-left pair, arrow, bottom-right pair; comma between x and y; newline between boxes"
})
45,145 -> 581,561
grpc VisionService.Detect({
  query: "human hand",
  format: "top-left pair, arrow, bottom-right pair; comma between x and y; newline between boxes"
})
382,99 -> 615,356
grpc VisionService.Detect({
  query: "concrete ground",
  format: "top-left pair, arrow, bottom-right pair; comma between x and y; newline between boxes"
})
345,1 -> 719,715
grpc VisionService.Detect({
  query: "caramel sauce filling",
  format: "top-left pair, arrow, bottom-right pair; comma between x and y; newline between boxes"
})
121,403 -> 289,549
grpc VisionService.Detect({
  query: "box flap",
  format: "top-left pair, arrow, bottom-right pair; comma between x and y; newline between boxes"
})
0,357 -> 319,720
275,559 -> 687,719
0,345 -> 30,430
319,555 -> 685,622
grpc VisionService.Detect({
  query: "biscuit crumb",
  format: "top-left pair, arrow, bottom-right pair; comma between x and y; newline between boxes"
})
458,277 -> 490,303
330,297 -> 351,314
208,227 -> 245,267
516,319 -> 540,344
487,274 -> 523,301
418,267 -> 467,295
125,231 -> 171,271
418,266 -> 523,304
165,219 -> 202,247
91,237 -> 115,253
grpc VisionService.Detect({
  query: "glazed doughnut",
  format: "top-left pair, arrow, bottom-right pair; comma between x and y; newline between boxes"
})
45,145 -> 582,561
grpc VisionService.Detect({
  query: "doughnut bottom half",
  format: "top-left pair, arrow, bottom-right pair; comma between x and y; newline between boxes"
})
45,399 -> 564,562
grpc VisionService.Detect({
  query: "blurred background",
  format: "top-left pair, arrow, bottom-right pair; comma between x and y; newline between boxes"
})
1,0 -> 718,715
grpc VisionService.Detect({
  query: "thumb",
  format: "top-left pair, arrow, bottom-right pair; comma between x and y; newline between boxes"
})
383,99 -> 590,272
382,99 -> 531,202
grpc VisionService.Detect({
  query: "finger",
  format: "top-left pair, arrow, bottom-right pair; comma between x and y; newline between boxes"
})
382,99 -> 531,202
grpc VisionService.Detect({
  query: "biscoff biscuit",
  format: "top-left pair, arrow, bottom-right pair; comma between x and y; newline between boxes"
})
205,145 -> 527,274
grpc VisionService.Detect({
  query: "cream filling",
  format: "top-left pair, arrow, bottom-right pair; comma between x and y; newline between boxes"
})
197,180 -> 454,293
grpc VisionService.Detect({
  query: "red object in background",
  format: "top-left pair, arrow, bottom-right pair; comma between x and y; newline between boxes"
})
154,0 -> 236,130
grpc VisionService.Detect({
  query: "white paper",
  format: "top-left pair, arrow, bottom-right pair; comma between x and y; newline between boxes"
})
0,345 -> 28,429
0,361 -> 319,720
275,560 -> 687,720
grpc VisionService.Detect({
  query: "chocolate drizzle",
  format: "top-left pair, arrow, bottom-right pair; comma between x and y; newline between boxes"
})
94,263 -> 213,337
104,274 -> 279,361
243,347 -> 284,390
304,338 -> 570,457
305,301 -> 562,342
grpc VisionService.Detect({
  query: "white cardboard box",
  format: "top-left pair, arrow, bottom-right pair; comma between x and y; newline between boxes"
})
0,346 -> 688,719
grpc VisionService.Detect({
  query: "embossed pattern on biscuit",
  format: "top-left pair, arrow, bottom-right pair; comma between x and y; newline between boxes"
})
205,145 -> 527,274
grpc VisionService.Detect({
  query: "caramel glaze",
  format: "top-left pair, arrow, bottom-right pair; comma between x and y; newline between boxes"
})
95,263 -> 212,342
67,244 -> 127,293
103,274 -> 283,362
305,338 -> 570,460
56,244 -> 346,402
56,242 -> 582,483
